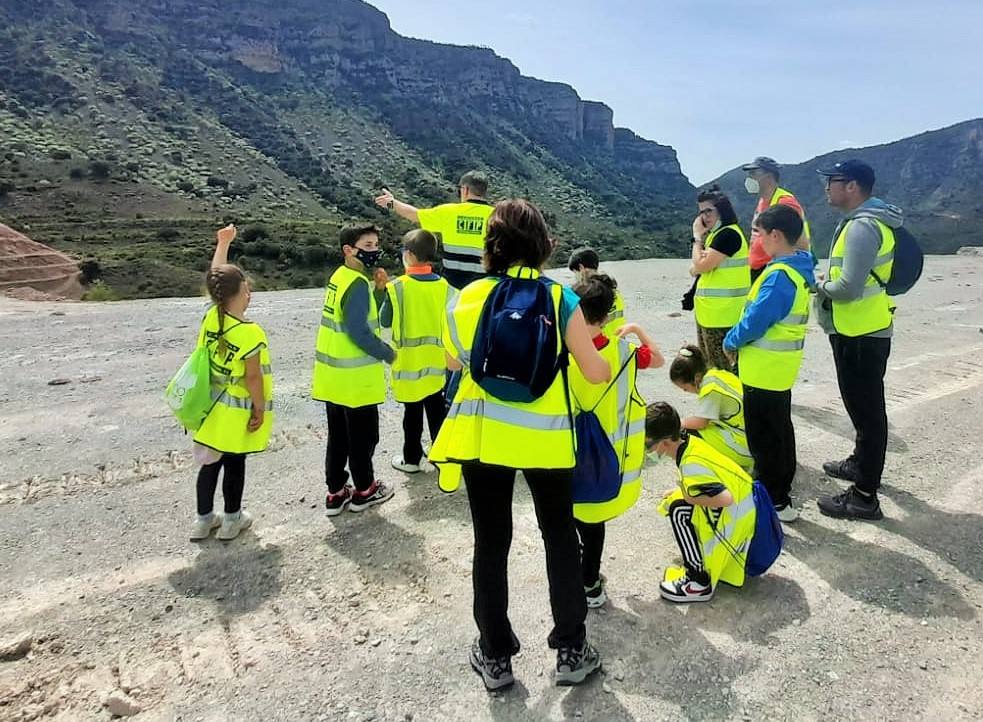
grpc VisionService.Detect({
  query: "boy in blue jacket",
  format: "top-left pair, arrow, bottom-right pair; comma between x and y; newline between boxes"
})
723,205 -> 815,522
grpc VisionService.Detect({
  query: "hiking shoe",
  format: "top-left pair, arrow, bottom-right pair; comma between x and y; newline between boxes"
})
775,503 -> 799,524
659,574 -> 714,604
391,455 -> 423,474
325,485 -> 353,517
585,577 -> 607,608
817,486 -> 883,521
216,510 -> 253,541
823,458 -> 861,483
190,513 -> 222,541
350,480 -> 395,512
555,642 -> 601,686
469,637 -> 514,691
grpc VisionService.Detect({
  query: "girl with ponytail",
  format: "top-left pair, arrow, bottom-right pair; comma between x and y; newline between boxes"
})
190,225 -> 274,541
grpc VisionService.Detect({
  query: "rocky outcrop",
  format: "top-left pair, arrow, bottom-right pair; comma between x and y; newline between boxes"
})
0,224 -> 82,300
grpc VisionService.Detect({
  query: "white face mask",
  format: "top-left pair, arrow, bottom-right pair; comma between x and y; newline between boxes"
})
745,176 -> 760,194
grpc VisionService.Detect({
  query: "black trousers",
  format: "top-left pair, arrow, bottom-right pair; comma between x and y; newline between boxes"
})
744,385 -> 796,508
196,454 -> 246,516
402,390 -> 446,465
463,463 -> 587,658
667,500 -> 712,585
575,520 -> 605,588
829,334 -> 891,494
325,402 -> 379,493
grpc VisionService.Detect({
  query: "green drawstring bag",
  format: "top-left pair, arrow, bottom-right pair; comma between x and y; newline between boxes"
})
164,345 -> 215,432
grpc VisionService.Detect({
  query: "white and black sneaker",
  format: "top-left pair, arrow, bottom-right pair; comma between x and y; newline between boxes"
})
584,577 -> 607,608
391,455 -> 423,474
659,574 -> 714,604
469,637 -> 514,691
555,641 -> 601,686
349,480 -> 395,512
325,485 -> 353,517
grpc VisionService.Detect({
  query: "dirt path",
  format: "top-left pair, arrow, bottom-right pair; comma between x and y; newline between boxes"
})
1,257 -> 981,721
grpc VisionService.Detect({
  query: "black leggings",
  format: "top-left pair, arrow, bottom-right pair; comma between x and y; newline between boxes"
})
575,520 -> 605,588
196,454 -> 246,516
463,463 -> 587,658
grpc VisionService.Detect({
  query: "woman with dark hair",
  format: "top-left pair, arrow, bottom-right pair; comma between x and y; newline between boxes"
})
429,198 -> 610,691
688,185 -> 750,371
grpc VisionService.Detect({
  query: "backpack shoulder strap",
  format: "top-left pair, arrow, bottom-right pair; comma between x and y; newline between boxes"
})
585,346 -> 637,413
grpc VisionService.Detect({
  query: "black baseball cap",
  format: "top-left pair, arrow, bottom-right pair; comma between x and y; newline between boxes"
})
741,156 -> 781,175
816,159 -> 875,188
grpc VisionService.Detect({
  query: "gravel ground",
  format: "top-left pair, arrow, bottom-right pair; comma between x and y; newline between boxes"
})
1,256 -> 981,721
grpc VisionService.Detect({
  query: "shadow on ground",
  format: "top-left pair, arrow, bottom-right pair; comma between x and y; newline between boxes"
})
168,540 -> 284,618
322,512 -> 428,586
792,403 -> 908,453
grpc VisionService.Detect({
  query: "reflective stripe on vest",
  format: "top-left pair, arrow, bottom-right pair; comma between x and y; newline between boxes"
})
828,219 -> 896,337
676,436 -> 756,588
602,291 -> 626,338
311,265 -> 386,406
737,261 -> 810,392
695,223 -> 751,328
697,369 -> 752,470
429,267 -> 575,469
388,275 -> 452,403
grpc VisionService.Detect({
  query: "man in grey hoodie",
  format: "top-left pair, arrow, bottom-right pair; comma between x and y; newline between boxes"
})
813,160 -> 903,521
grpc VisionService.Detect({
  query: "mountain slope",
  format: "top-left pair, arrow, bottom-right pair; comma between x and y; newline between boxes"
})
710,119 -> 983,255
0,0 -> 694,298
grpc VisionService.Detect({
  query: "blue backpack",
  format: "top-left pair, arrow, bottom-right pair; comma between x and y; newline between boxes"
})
745,481 -> 784,577
470,274 -> 566,403
872,225 -> 923,296
703,479 -> 783,577
570,352 -> 635,504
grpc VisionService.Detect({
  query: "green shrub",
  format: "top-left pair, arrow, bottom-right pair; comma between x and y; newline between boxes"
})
89,160 -> 111,180
175,179 -> 195,193
240,224 -> 270,243
49,148 -> 72,160
69,167 -> 85,180
82,280 -> 120,301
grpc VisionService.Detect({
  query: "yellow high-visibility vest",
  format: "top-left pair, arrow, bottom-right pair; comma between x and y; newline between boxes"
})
602,289 -> 626,339
193,305 -> 274,454
697,368 -> 752,473
311,265 -> 386,407
662,435 -> 756,588
417,200 -> 495,284
569,336 -> 646,524
429,266 -> 578,470
828,219 -> 895,337
737,260 -> 810,392
695,223 -> 750,328
387,274 -> 454,403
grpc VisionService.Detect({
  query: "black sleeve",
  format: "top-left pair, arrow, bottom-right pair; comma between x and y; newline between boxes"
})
707,228 -> 742,257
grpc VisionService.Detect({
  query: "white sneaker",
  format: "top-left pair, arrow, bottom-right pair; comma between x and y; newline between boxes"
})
776,504 -> 799,523
190,513 -> 223,541
391,455 -> 423,474
216,510 -> 253,540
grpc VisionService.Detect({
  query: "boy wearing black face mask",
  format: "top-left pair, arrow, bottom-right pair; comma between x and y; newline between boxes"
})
313,223 -> 397,515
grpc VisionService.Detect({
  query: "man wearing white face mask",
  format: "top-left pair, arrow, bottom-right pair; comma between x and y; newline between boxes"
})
743,157 -> 811,282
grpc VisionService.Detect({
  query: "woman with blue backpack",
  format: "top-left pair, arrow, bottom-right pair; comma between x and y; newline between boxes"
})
567,273 -> 663,609
645,401 -> 782,603
428,199 -> 611,691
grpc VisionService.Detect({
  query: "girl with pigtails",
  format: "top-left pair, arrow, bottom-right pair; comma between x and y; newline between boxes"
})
190,225 -> 274,541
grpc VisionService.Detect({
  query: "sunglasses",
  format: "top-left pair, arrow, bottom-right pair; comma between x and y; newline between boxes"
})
824,176 -> 850,188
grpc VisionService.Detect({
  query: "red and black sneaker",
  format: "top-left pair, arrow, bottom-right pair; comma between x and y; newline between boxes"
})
325,485 -> 353,517
659,574 -> 714,604
349,480 -> 395,513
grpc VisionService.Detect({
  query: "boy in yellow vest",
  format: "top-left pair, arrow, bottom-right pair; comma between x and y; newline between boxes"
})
568,273 -> 662,607
646,401 -> 756,603
380,230 -> 454,474
312,224 -> 397,516
567,248 -> 626,338
723,205 -> 814,523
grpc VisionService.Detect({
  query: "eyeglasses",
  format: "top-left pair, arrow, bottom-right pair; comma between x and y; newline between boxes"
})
698,208 -> 716,217
824,176 -> 850,188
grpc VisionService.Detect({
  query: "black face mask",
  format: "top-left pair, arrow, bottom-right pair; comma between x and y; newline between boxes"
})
355,248 -> 382,267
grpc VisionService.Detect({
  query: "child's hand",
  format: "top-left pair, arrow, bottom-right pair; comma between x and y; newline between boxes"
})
662,487 -> 677,499
374,268 -> 390,290
247,407 -> 264,432
217,224 -> 237,246
615,323 -> 637,339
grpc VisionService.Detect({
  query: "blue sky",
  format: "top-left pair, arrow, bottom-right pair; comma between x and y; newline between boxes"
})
368,0 -> 983,184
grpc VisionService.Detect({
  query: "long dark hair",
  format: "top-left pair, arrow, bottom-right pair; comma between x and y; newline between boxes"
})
696,184 -> 739,226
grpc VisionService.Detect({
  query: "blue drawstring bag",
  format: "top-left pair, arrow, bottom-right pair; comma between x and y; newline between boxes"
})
745,480 -> 784,577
